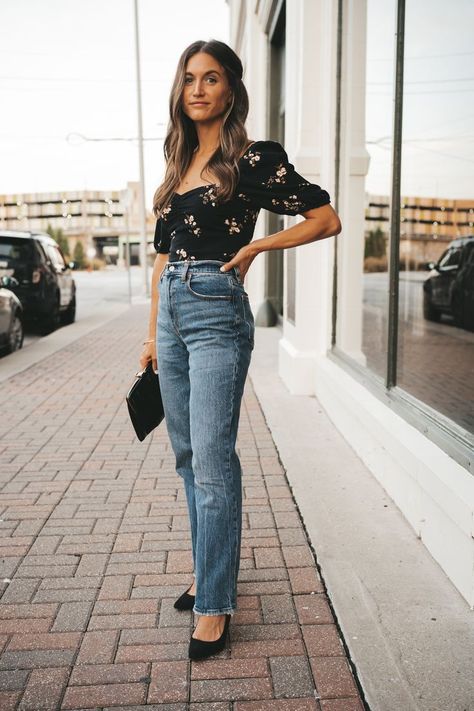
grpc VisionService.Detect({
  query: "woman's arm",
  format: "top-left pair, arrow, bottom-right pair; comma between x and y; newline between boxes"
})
221,204 -> 342,280
249,204 -> 341,255
139,253 -> 169,370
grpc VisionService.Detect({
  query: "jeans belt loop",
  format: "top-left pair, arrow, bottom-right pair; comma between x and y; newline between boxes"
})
181,261 -> 191,282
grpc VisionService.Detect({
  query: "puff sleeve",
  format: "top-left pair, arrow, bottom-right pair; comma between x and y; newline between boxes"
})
153,215 -> 171,254
241,140 -> 330,215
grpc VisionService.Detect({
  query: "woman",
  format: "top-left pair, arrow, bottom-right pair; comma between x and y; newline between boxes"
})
140,39 -> 341,661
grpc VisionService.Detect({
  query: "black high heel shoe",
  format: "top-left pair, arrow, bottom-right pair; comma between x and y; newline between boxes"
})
188,614 -> 231,660
173,582 -> 195,610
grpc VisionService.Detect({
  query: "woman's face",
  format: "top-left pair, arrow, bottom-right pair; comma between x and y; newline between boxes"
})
182,52 -> 232,125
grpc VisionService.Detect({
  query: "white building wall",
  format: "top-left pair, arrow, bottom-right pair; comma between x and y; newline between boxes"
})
278,0 -> 337,394
228,0 -> 474,608
230,2 -> 270,321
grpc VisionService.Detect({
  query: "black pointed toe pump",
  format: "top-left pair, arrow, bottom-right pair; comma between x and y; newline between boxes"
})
188,614 -> 231,660
174,582 -> 195,611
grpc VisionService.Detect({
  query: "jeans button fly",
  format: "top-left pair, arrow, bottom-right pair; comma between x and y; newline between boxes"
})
169,265 -> 175,271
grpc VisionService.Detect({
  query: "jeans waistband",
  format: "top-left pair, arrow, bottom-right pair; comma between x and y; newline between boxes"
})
163,259 -> 241,281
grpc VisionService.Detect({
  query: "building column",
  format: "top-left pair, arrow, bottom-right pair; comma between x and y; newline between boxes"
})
335,0 -> 370,365
278,0 -> 339,394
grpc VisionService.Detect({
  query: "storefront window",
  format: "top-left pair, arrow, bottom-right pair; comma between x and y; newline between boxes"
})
397,0 -> 474,433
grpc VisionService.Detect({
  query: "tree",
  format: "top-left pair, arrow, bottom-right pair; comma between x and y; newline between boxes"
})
73,241 -> 86,269
365,227 -> 386,259
45,224 -> 70,259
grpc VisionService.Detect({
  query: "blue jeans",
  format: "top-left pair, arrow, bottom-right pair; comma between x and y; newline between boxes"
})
156,259 -> 255,616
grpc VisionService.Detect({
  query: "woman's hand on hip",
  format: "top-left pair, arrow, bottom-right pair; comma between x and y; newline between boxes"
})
219,245 -> 256,282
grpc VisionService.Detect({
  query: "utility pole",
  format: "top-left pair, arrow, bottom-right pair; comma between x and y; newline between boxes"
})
133,0 -> 149,297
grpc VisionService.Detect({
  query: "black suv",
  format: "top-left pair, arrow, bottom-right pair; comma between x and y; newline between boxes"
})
0,230 -> 76,334
423,236 -> 474,331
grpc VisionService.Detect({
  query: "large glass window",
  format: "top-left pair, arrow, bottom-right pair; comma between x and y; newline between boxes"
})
336,0 -> 473,457
361,0 -> 397,379
397,0 -> 474,433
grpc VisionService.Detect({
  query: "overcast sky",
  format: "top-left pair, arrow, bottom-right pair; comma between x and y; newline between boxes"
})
0,0 -> 229,204
366,0 -> 474,199
1,0 -> 472,205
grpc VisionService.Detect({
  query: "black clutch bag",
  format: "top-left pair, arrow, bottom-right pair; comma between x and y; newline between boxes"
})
126,360 -> 165,441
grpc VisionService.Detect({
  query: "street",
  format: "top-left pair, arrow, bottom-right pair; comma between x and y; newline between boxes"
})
21,267 -> 148,351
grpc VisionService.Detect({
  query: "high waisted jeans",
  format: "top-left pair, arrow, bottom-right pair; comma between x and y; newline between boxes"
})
156,259 -> 255,616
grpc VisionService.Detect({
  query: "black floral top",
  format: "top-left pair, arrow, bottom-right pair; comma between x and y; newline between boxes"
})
153,139 -> 331,262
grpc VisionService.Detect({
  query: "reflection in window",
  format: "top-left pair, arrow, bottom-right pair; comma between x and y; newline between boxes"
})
438,248 -> 461,269
360,0 -> 397,379
397,0 -> 474,434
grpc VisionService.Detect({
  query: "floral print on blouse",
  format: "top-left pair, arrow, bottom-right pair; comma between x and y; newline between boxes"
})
153,140 -> 331,262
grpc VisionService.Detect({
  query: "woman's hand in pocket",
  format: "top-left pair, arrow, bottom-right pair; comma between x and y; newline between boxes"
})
139,340 -> 157,371
219,245 -> 256,282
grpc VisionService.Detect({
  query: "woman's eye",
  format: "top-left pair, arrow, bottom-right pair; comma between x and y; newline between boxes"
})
184,76 -> 217,84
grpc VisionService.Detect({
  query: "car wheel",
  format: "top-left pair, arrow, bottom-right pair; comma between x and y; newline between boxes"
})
41,296 -> 60,335
423,291 -> 441,322
62,293 -> 76,325
5,313 -> 24,354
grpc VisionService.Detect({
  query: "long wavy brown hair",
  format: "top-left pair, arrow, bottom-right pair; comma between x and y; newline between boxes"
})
152,39 -> 251,218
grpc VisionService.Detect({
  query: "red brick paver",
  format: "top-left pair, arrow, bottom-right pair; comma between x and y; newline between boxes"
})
0,305 -> 366,709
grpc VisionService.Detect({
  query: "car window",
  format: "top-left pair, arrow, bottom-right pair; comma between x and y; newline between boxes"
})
0,237 -> 35,264
438,247 -> 461,268
34,240 -> 49,262
463,244 -> 474,266
46,244 -> 66,269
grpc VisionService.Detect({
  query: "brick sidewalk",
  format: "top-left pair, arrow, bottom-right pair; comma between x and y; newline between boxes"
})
0,305 -> 366,710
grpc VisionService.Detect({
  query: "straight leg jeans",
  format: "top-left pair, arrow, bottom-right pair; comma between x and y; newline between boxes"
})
156,259 -> 255,616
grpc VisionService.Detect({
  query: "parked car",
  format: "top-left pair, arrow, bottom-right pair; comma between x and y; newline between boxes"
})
423,236 -> 474,331
0,274 -> 24,354
0,230 -> 76,334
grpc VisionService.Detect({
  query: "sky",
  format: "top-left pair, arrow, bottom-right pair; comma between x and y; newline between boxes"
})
0,0 -> 230,204
1,0 -> 472,205
366,0 -> 474,199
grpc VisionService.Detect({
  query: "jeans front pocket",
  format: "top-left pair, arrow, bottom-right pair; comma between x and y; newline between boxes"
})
186,272 -> 234,300
230,273 -> 251,299
234,264 -> 243,285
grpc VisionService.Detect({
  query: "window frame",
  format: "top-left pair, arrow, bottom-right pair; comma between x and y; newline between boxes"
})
331,0 -> 473,472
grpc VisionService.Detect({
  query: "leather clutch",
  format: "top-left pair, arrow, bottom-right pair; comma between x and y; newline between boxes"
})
126,360 -> 165,441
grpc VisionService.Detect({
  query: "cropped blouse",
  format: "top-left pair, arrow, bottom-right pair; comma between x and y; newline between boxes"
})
153,139 -> 331,263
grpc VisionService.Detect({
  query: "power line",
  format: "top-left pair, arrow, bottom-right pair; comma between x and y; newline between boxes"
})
368,140 -> 474,164
368,88 -> 474,94
3,47 -> 472,61
368,77 -> 474,85
401,142 -> 474,165
0,74 -> 166,84
370,50 -> 474,61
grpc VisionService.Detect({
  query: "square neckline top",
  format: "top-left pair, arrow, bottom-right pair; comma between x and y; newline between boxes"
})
155,139 -> 331,263
172,140 -> 259,198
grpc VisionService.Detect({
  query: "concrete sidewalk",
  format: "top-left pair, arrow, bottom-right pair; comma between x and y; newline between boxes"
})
0,304 -> 366,710
249,328 -> 474,711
